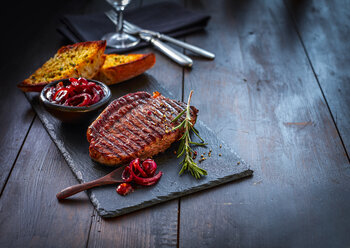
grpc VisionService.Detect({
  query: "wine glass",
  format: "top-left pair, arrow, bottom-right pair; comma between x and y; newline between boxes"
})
102,0 -> 140,49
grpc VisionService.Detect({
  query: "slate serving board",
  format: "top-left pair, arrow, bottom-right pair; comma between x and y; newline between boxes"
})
25,74 -> 253,218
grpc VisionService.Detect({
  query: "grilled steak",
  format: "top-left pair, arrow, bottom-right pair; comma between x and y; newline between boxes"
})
87,91 -> 198,166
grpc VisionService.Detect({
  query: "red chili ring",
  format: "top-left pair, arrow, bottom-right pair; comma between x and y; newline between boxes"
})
53,89 -> 69,103
48,78 -> 105,107
130,158 -> 148,178
129,166 -> 162,186
122,166 -> 133,182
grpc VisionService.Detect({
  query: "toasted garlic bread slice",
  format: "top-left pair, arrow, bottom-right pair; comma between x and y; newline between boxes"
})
94,53 -> 156,85
18,40 -> 106,92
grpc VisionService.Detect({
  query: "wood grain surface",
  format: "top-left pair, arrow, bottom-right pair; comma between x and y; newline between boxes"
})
0,0 -> 349,247
179,0 -> 350,247
285,0 -> 350,155
0,119 -> 93,247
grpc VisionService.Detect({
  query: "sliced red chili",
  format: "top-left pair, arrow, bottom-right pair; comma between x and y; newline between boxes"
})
56,81 -> 64,90
88,87 -> 102,104
47,78 -> 105,107
78,77 -> 89,85
116,183 -> 134,196
142,159 -> 157,177
129,169 -> 163,186
130,158 -> 148,178
82,87 -> 92,95
69,78 -> 79,87
118,158 -> 162,196
64,93 -> 91,106
46,87 -> 56,101
122,166 -> 133,182
77,93 -> 92,106
53,89 -> 69,103
64,85 -> 75,97
87,82 -> 96,87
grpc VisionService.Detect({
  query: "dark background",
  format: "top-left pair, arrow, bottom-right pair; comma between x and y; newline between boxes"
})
0,0 -> 349,247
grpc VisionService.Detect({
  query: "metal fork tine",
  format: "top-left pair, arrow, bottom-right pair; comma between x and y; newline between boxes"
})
123,24 -> 134,31
123,22 -> 137,31
104,10 -> 135,34
124,20 -> 136,28
104,11 -> 117,24
123,22 -> 132,29
123,27 -> 134,34
105,10 -> 114,19
105,9 -> 140,30
107,9 -> 116,18
104,9 -> 193,66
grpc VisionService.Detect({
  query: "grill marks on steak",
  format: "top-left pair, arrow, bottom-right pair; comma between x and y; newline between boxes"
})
87,91 -> 198,166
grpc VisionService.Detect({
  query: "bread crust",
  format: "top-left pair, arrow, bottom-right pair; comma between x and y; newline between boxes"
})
94,53 -> 156,85
18,40 -> 106,92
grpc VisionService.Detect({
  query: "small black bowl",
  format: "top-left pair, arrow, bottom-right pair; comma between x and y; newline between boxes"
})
40,78 -> 111,123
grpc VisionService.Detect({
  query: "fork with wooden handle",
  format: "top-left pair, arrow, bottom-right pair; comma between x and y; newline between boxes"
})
56,166 -> 125,200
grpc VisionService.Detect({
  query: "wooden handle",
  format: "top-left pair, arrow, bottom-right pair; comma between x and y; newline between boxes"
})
56,179 -> 118,200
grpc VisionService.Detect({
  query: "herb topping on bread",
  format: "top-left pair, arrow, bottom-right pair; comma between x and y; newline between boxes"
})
18,40 -> 106,92
94,53 -> 156,85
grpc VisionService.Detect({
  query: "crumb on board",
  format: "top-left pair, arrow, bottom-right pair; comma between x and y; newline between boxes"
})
193,151 -> 197,159
199,157 -> 207,163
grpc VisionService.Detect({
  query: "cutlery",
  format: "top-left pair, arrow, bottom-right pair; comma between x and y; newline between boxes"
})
101,0 -> 140,49
56,166 -> 125,200
128,31 -> 193,67
123,20 -> 215,59
105,11 -> 193,67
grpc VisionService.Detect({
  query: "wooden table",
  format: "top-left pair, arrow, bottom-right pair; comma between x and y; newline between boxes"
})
1,0 -> 349,247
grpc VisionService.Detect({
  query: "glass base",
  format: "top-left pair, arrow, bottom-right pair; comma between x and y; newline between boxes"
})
102,32 -> 140,49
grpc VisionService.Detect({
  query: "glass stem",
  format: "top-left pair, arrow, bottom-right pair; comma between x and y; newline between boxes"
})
115,6 -> 125,35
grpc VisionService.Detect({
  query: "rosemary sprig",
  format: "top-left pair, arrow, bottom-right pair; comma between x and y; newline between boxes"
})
171,90 -> 207,179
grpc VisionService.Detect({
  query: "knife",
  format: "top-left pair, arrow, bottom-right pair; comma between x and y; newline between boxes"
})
104,11 -> 193,67
137,33 -> 193,67
124,20 -> 215,60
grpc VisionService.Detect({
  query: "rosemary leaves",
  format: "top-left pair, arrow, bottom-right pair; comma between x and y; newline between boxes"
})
171,90 -> 207,179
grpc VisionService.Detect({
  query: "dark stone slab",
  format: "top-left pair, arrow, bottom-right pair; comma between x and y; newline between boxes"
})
25,74 -> 253,218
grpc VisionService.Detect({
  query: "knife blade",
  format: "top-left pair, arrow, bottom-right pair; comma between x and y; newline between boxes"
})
124,20 -> 215,60
138,33 -> 193,67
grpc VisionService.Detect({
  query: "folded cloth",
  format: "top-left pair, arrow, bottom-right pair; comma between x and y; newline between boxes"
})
58,1 -> 210,53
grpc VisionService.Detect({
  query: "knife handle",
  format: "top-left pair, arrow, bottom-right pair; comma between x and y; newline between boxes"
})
159,34 -> 215,60
150,37 -> 193,67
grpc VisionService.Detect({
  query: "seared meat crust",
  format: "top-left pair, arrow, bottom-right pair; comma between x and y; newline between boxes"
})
87,92 -> 198,166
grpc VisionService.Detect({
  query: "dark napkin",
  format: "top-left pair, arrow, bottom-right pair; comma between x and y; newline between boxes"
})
58,1 -> 210,53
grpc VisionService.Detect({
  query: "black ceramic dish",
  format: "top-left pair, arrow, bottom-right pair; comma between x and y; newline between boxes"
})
39,78 -> 111,123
